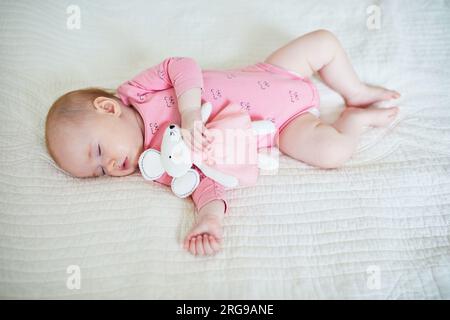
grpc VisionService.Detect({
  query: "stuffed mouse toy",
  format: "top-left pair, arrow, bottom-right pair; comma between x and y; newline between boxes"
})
138,101 -> 279,198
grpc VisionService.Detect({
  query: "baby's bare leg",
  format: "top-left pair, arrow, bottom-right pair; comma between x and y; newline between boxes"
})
265,29 -> 400,107
278,106 -> 399,169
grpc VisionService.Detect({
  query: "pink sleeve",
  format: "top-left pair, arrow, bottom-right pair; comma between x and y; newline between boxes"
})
117,56 -> 204,105
151,168 -> 228,215
191,176 -> 228,215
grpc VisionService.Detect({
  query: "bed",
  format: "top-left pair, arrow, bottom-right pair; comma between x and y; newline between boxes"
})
0,0 -> 449,299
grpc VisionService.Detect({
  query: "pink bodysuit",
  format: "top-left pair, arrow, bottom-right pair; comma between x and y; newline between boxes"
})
117,57 -> 320,214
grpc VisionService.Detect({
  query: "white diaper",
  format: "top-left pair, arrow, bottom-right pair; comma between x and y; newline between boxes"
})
307,107 -> 320,117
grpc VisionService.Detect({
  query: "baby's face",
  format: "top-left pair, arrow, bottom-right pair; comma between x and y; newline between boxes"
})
53,97 -> 144,178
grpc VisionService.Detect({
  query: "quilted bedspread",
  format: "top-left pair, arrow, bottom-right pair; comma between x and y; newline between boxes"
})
0,0 -> 449,299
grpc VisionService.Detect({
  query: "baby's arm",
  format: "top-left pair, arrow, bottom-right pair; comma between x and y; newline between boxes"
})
178,87 -> 214,152
117,56 -> 203,105
117,55 -> 212,150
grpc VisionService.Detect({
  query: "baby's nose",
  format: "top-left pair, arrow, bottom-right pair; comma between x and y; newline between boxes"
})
107,159 -> 120,172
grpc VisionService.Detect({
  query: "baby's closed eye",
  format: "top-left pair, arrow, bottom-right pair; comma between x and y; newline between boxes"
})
98,144 -> 105,175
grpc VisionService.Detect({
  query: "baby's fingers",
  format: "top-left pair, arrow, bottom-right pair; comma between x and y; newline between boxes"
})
184,236 -> 193,250
189,237 -> 197,255
209,235 -> 221,252
192,128 -> 212,153
202,235 -> 214,256
182,129 -> 202,153
202,128 -> 215,143
191,133 -> 204,153
193,120 -> 214,143
196,235 -> 205,256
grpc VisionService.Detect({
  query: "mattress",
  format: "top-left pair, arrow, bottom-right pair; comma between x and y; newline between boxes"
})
0,0 -> 449,299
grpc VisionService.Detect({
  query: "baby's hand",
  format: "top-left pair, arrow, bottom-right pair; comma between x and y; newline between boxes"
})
183,200 -> 225,256
183,217 -> 223,256
180,108 -> 214,153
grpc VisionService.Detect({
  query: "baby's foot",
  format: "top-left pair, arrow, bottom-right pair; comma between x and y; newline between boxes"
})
183,212 -> 223,256
346,106 -> 400,128
345,84 -> 401,108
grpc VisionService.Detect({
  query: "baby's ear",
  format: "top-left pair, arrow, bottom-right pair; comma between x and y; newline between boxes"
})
93,96 -> 122,116
138,149 -> 164,180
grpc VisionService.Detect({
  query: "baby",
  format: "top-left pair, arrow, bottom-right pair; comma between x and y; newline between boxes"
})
45,30 -> 400,257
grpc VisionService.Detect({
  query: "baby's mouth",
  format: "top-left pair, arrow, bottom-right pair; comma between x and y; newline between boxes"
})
122,157 -> 128,170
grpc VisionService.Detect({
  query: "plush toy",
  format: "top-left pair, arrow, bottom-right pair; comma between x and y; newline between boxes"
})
138,101 -> 279,198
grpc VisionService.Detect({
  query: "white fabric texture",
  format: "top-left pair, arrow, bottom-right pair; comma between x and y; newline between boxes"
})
0,0 -> 449,299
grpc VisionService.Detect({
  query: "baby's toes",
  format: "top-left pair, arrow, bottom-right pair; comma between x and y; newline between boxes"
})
393,91 -> 401,99
386,89 -> 400,99
388,107 -> 399,118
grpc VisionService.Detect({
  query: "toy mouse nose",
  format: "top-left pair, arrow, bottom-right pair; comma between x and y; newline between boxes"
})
169,125 -> 175,129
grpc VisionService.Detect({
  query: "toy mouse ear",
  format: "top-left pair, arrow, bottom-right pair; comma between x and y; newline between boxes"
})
171,169 -> 200,198
201,102 -> 212,123
138,149 -> 165,181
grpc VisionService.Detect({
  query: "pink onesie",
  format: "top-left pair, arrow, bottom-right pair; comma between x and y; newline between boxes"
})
117,57 -> 320,214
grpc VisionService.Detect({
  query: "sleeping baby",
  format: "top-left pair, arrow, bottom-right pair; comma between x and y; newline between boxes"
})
45,30 -> 400,256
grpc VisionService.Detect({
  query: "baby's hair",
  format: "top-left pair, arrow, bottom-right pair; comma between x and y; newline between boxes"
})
45,87 -> 121,169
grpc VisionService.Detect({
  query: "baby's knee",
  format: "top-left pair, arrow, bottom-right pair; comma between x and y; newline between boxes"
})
311,29 -> 339,46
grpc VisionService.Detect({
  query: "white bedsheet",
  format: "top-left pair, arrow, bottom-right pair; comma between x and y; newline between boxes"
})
0,0 -> 449,299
